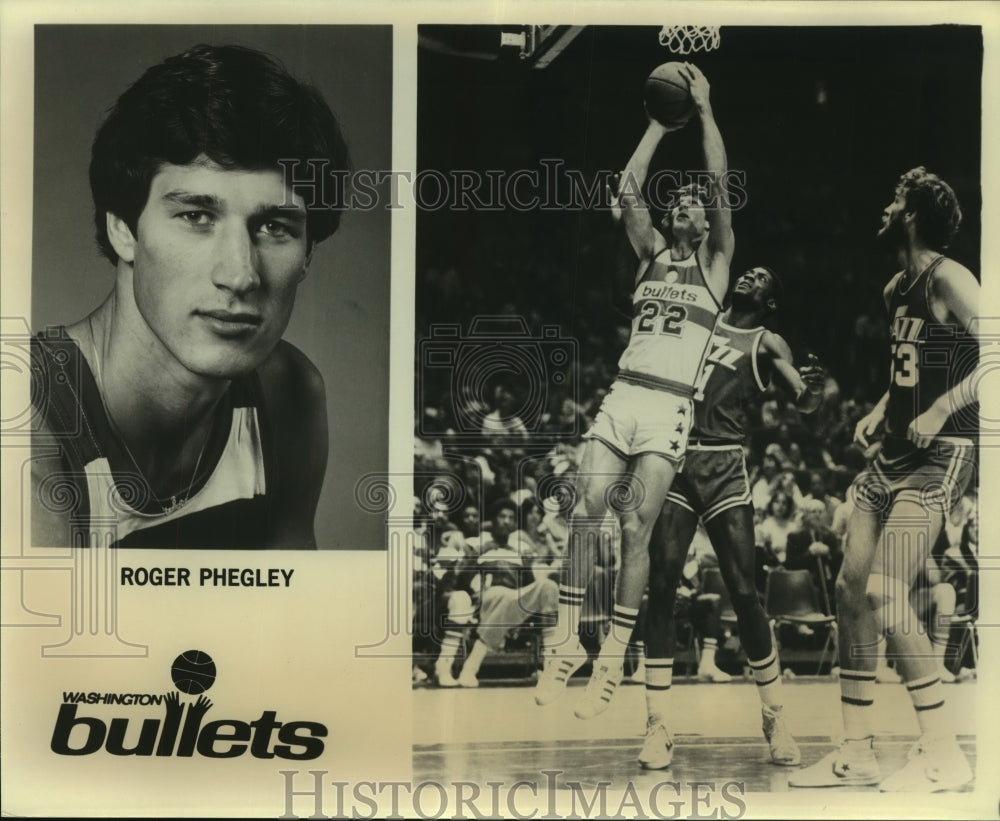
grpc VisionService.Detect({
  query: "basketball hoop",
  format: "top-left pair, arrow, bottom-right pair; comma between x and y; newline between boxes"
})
659,25 -> 721,55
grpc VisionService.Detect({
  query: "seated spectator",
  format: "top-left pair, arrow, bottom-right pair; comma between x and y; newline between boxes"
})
785,498 -> 842,614
755,491 -> 798,590
442,499 -> 560,687
750,453 -> 780,514
803,469 -> 840,529
481,382 -> 529,441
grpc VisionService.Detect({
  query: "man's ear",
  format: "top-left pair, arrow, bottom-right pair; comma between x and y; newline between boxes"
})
301,243 -> 314,281
106,213 -> 137,264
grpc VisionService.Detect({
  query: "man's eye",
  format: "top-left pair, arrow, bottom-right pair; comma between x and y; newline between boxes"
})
260,220 -> 295,238
179,211 -> 213,226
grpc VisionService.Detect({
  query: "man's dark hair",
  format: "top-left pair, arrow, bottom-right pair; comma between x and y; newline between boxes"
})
89,44 -> 349,264
896,166 -> 962,251
489,497 -> 518,524
760,266 -> 783,312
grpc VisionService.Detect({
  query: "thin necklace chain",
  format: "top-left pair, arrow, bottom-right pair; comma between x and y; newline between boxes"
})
87,316 -> 211,514
898,252 -> 943,296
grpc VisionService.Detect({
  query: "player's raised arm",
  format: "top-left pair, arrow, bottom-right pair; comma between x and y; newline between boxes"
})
617,120 -> 671,267
682,63 -> 734,302
760,331 -> 825,414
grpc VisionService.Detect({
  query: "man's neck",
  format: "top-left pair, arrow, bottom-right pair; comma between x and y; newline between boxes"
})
722,306 -> 765,330
71,291 -> 230,495
897,240 -> 940,280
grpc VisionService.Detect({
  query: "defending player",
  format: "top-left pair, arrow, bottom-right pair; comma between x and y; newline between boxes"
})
790,167 -> 978,791
30,45 -> 346,549
535,63 -> 733,718
638,266 -> 825,770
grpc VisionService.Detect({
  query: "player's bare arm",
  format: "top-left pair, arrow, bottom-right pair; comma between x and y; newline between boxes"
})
681,62 -> 735,304
618,119 -> 672,266
257,340 -> 328,549
908,259 -> 981,446
759,331 -> 825,414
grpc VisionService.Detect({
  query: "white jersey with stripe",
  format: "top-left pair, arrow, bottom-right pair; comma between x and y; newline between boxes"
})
617,247 -> 722,396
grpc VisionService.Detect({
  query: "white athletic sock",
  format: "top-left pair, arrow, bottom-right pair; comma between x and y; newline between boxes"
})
556,583 -> 586,644
644,657 -> 674,725
748,647 -> 783,710
906,672 -> 951,739
599,604 -> 639,663
700,637 -> 719,669
840,669 -> 877,740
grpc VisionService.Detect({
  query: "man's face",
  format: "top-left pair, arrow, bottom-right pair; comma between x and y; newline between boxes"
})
121,158 -> 310,378
461,506 -> 480,534
493,507 -> 516,539
661,193 -> 707,240
877,189 -> 908,244
731,267 -> 776,310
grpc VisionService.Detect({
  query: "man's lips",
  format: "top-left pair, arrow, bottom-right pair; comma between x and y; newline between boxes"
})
197,309 -> 263,336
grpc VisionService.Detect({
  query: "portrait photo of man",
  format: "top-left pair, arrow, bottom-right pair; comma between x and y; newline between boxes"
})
27,26 -> 392,550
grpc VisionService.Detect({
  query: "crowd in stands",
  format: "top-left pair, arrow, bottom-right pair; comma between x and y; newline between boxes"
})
412,220 -> 979,685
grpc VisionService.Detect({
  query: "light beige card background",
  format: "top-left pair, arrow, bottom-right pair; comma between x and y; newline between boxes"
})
1,1 -> 998,818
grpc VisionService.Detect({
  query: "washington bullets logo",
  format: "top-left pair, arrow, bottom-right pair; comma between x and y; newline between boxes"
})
51,650 -> 327,759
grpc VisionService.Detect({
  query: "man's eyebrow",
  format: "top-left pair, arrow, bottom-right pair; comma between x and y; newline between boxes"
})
162,191 -> 224,210
250,203 -> 307,224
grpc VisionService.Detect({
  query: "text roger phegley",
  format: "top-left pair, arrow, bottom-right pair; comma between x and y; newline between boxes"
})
120,566 -> 295,587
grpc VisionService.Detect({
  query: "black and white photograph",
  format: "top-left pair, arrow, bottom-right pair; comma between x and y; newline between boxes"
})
28,25 -> 391,551
411,21 -> 994,812
0,2 -> 997,819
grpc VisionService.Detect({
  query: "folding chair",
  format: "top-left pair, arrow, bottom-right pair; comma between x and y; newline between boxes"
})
700,566 -> 739,628
945,572 -> 978,678
765,568 -> 838,675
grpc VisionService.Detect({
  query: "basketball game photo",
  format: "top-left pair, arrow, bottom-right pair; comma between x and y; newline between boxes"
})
412,20 -> 991,817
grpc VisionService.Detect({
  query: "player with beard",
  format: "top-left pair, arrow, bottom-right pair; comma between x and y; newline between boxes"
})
638,266 -> 826,770
791,167 -> 978,791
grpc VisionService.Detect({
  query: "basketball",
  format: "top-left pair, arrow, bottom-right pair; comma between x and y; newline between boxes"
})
644,62 -> 694,127
170,649 -> 217,695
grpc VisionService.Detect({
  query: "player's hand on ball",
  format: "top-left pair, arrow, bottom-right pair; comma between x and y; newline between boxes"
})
680,62 -> 711,110
907,401 -> 950,449
643,103 -> 683,133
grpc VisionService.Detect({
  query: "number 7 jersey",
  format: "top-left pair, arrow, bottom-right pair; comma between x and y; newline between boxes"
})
885,255 -> 978,439
617,247 -> 723,396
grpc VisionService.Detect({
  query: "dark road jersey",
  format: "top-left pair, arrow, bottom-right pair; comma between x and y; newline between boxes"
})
884,257 -> 978,439
32,330 -> 275,549
617,247 -> 722,397
691,321 -> 768,443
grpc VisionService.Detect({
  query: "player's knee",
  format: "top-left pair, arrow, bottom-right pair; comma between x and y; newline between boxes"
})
865,573 -> 911,631
835,572 -> 866,615
537,578 -> 559,611
619,511 -> 655,549
447,591 -> 475,623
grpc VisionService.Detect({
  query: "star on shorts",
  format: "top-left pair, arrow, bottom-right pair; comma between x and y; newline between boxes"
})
670,440 -> 680,452
677,405 -> 686,416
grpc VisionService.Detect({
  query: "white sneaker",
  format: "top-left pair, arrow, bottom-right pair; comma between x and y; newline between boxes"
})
436,669 -> 459,688
879,737 -> 973,792
534,641 -> 587,706
762,705 -> 801,766
638,721 -> 674,770
697,664 -> 732,683
574,661 -> 623,720
788,739 -> 881,787
457,671 -> 479,688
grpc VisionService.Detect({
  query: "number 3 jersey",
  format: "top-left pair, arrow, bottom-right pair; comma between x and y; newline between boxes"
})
617,247 -> 722,396
884,256 -> 978,439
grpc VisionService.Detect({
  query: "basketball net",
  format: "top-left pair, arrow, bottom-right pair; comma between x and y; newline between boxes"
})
659,25 -> 721,55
